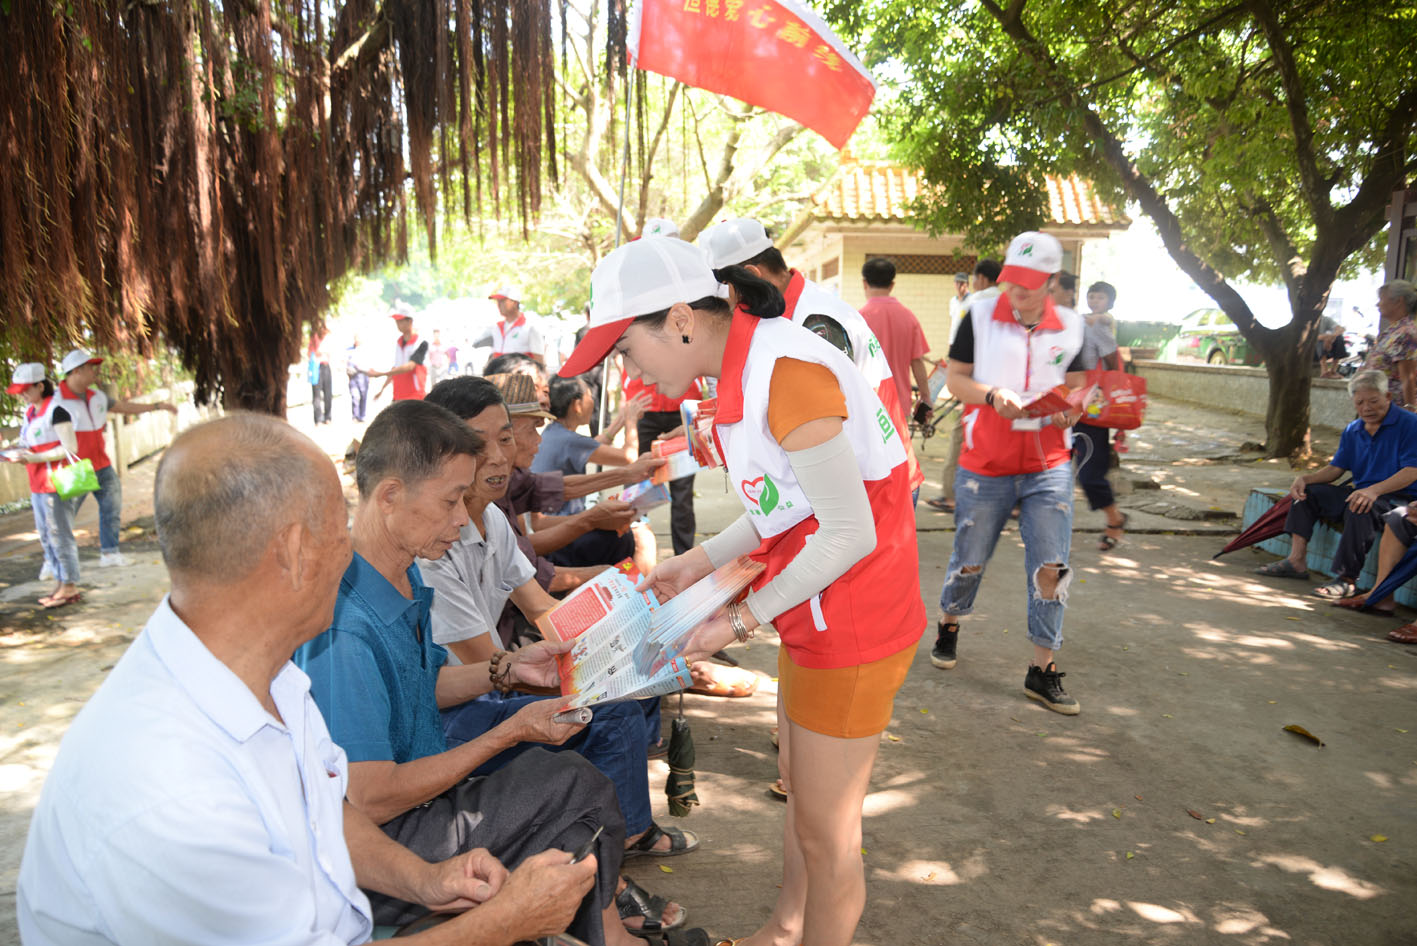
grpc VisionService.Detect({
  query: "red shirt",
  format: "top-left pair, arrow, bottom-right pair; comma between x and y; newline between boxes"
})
860,295 -> 929,417
623,376 -> 702,413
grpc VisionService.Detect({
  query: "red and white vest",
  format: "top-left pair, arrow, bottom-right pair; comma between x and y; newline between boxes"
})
19,398 -> 64,494
960,294 -> 1084,476
782,271 -> 924,491
392,335 -> 428,401
712,312 -> 925,669
49,382 -> 112,471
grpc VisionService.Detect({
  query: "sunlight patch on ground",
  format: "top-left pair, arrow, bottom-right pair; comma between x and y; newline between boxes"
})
1210,903 -> 1291,939
1126,900 -> 1202,924
1252,853 -> 1385,899
1191,628 -> 1295,650
871,858 -> 968,887
1375,673 -> 1417,691
1048,805 -> 1107,824
1285,632 -> 1362,652
862,788 -> 921,817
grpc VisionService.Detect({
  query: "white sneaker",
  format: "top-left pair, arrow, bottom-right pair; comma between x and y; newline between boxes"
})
97,551 -> 129,568
39,561 -> 55,580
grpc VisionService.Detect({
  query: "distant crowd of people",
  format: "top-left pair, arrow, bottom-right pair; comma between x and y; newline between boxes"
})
9,207 -> 1417,946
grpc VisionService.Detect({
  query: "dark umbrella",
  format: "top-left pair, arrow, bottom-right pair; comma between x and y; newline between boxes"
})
1359,541 -> 1417,610
1214,495 -> 1293,558
665,694 -> 699,816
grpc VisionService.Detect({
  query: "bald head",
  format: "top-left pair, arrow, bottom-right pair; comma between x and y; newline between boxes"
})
155,414 -> 339,582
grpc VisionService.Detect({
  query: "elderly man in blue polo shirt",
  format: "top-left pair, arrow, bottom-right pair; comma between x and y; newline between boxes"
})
1256,369 -> 1417,598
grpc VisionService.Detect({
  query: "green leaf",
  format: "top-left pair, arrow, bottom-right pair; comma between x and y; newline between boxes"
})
758,473 -> 780,514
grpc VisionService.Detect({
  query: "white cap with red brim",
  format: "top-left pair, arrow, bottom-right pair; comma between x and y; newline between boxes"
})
389,310 -> 413,321
488,286 -> 522,303
999,231 -> 1064,290
698,218 -> 774,270
558,238 -> 723,378
6,363 -> 45,394
59,349 -> 104,376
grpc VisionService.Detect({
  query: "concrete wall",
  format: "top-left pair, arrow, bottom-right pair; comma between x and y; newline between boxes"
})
0,381 -> 219,507
1134,361 -> 1354,433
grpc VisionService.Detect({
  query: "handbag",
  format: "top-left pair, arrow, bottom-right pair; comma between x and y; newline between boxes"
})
50,452 -> 100,500
1080,368 -> 1148,430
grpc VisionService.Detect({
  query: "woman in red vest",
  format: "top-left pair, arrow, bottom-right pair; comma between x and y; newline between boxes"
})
560,239 -> 925,946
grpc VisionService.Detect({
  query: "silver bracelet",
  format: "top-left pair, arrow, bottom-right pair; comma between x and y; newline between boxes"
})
727,601 -> 754,643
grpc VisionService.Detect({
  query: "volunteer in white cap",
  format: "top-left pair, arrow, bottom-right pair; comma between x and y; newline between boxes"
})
3,363 -> 83,607
477,286 -> 546,367
560,238 -> 925,946
698,217 -> 924,498
47,349 -> 179,573
933,231 -> 1088,714
371,310 -> 428,401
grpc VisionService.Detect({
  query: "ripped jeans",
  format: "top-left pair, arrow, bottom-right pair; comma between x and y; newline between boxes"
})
939,463 -> 1074,651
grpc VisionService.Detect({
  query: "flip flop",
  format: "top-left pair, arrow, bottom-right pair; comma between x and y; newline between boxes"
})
925,497 -> 954,512
688,665 -> 758,698
1098,512 -> 1129,551
768,777 -> 787,800
624,823 -> 699,858
40,591 -> 82,610
1388,624 -> 1417,644
1332,595 -> 1395,615
1255,560 -> 1309,579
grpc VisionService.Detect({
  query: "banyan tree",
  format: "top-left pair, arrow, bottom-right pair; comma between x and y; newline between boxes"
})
1,0 -> 598,413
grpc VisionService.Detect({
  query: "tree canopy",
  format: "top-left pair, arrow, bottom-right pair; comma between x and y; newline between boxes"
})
827,0 -> 1417,457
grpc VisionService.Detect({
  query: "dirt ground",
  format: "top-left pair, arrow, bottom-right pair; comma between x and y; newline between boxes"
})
2,395 -> 1415,945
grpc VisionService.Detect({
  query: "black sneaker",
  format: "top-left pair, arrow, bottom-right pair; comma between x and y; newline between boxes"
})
930,621 -> 958,669
1025,662 -> 1080,715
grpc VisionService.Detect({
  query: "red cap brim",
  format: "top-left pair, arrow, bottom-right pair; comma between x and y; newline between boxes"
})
390,313 -> 411,320
558,317 -> 634,377
999,265 -> 1051,290
6,382 -> 29,394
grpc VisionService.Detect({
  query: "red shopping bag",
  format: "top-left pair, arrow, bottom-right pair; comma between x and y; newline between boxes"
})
1080,369 -> 1147,430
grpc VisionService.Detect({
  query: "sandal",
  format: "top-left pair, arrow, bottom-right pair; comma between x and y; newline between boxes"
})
925,496 -> 954,512
640,929 -> 710,946
1388,624 -> 1417,644
624,822 -> 699,859
647,738 -> 668,760
1332,594 -> 1395,615
40,591 -> 82,610
688,665 -> 758,698
768,777 -> 787,800
1098,512 -> 1128,551
1312,579 -> 1357,599
617,876 -> 686,935
1255,559 -> 1309,579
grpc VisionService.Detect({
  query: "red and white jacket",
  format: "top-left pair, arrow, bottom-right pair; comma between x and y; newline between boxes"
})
712,311 -> 925,669
782,271 -> 924,491
19,398 -> 65,494
392,335 -> 428,401
960,294 -> 1083,476
49,382 -> 112,472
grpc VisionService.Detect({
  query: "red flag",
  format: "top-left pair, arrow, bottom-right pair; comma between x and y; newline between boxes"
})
628,0 -> 876,150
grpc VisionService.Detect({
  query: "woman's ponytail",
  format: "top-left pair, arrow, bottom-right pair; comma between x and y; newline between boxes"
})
713,265 -> 785,319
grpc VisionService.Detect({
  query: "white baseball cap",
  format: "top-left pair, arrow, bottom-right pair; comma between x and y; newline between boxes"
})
488,286 -> 522,303
389,310 -> 413,321
6,363 -> 45,394
558,239 -> 722,378
60,349 -> 104,376
999,231 -> 1064,290
642,217 -> 680,239
698,218 -> 774,269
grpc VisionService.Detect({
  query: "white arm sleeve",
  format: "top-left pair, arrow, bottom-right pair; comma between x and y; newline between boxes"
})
25,421 -> 78,463
701,513 -> 762,568
743,430 -> 876,625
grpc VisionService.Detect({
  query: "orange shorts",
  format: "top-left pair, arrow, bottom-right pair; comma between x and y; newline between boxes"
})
777,645 -> 914,738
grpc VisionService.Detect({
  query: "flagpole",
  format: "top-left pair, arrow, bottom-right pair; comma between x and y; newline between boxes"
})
600,60 -> 638,442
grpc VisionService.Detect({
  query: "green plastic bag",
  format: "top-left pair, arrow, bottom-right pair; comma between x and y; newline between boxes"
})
51,456 -> 99,500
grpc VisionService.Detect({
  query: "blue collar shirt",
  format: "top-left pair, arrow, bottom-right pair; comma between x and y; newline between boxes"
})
1330,403 -> 1417,491
18,597 -> 372,945
295,553 -> 450,765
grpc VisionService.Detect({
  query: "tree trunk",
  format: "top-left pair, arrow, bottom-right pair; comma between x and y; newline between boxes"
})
1261,335 -> 1312,461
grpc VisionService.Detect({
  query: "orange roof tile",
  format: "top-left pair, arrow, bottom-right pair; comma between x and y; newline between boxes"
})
810,162 -> 1129,229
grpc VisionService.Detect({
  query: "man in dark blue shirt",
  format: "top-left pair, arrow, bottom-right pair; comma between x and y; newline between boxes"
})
1256,369 -> 1417,597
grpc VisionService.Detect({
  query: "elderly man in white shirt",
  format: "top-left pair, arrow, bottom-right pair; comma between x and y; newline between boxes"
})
17,413 -> 594,946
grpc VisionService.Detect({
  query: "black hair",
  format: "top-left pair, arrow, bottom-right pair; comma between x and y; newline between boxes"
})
1057,272 -> 1077,292
426,375 -> 504,421
548,375 -> 587,420
36,378 -> 55,398
1087,281 -> 1117,306
740,246 -> 789,276
355,399 -> 485,498
974,259 -> 1002,283
483,352 -> 538,377
632,264 -> 785,335
862,258 -> 896,288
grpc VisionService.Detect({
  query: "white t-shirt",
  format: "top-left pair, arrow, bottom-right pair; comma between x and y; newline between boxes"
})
418,505 -> 536,661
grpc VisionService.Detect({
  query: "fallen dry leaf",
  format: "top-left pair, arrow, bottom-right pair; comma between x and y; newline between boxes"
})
1112,808 -> 1123,819
1284,616 -> 1301,621
1162,714 -> 1174,719
1205,818 -> 1216,824
1125,851 -> 1135,859
1396,729 -> 1409,734
919,708 -> 929,715
1187,809 -> 1204,820
887,734 -> 901,742
1370,835 -> 1388,843
659,865 -> 673,873
1134,794 -> 1144,801
1283,724 -> 1325,747
1234,829 -> 1246,836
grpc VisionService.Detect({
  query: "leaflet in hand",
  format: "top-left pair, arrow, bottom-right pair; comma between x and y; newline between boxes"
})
925,363 -> 950,403
619,479 -> 671,513
1021,384 -> 1098,418
650,435 -> 702,485
632,556 -> 765,676
537,557 -> 763,709
680,398 -> 722,469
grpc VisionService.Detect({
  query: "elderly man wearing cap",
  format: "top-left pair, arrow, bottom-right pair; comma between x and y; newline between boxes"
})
48,349 -> 178,571
933,231 -> 1088,715
4,363 -> 82,607
698,218 -> 924,500
371,310 -> 429,401
476,287 -> 546,367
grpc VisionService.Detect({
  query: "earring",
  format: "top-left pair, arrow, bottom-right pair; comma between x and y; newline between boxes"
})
681,335 -> 691,344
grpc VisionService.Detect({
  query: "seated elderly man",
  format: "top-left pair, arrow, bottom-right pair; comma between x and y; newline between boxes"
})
1332,505 -> 1417,643
295,400 -> 707,946
18,414 -> 595,945
1256,369 -> 1417,598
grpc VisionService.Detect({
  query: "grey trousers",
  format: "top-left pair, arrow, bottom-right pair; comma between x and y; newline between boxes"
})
369,747 -> 626,942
